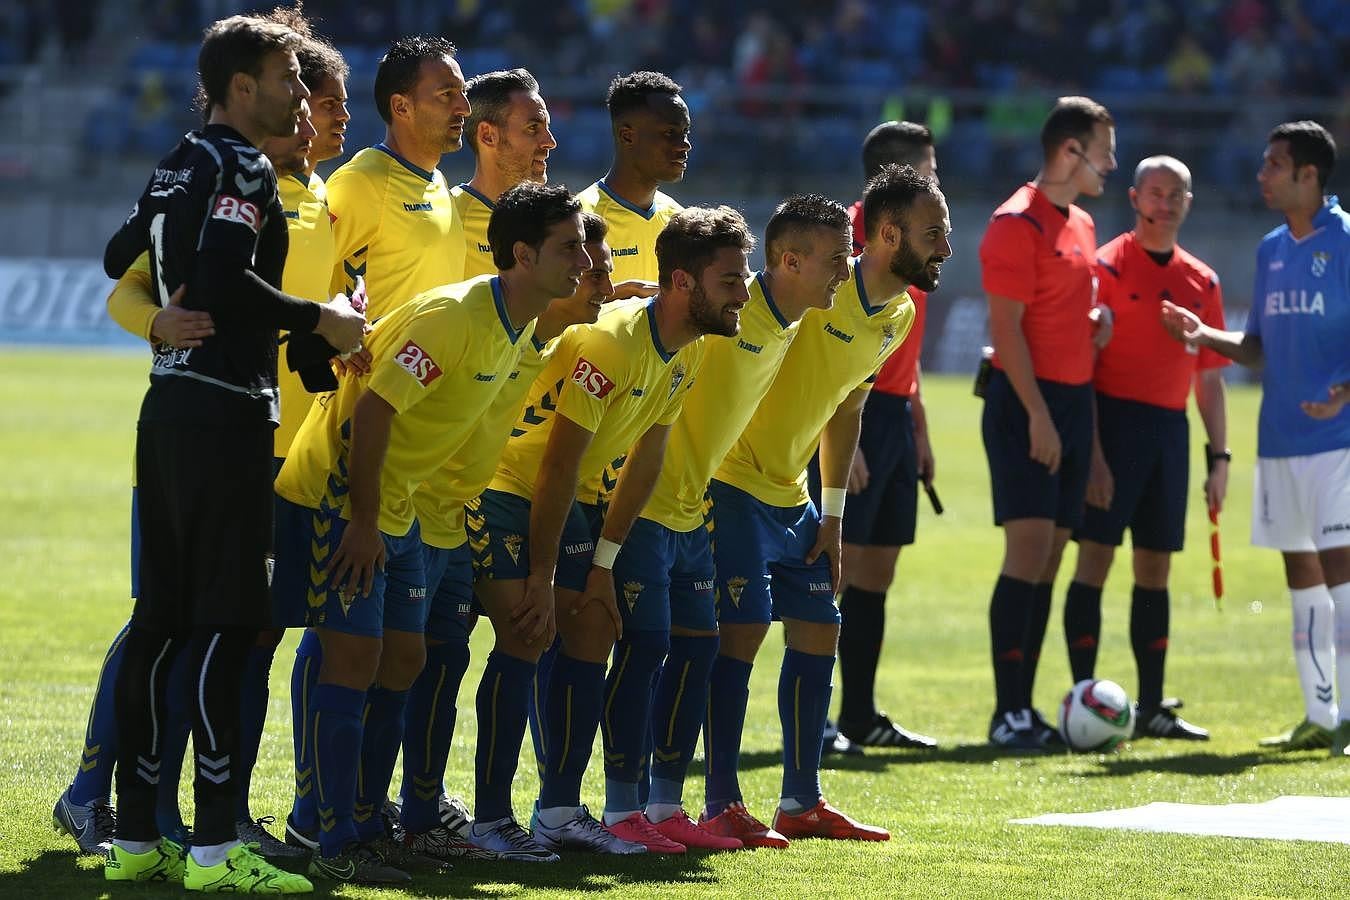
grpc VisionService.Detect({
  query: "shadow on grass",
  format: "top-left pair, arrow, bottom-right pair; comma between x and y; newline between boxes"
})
1077,749 -> 1316,778
2,847 -> 721,898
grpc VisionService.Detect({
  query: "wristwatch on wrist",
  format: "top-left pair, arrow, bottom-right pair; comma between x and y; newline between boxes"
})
1205,443 -> 1232,472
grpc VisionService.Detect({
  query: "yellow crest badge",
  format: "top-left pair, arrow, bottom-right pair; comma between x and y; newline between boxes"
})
725,575 -> 749,608
502,534 -> 524,565
623,581 -> 643,613
668,363 -> 687,398
878,322 -> 898,358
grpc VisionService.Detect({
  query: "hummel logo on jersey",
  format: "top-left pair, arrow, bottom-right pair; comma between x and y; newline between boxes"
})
502,534 -> 524,564
403,201 -> 434,212
235,172 -> 263,195
474,372 -> 497,382
283,209 -> 300,219
477,242 -> 491,253
623,581 -> 643,613
613,246 -> 639,257
153,346 -> 193,368
571,358 -> 615,398
824,323 -> 854,343
395,340 -> 443,386
1268,259 -> 1284,271
1311,251 -> 1330,277
737,338 -> 763,354
212,195 -> 261,233
669,363 -> 687,398
725,576 -> 749,607
1264,290 -> 1325,316
631,387 -> 645,397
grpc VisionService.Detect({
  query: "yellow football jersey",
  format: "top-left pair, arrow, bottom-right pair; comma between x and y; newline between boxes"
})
105,252 -> 156,342
276,275 -> 535,536
715,258 -> 914,507
490,299 -> 704,504
326,144 -> 465,321
453,182 -> 496,279
643,273 -> 800,532
413,333 -> 552,549
577,181 -> 682,284
274,172 -> 335,457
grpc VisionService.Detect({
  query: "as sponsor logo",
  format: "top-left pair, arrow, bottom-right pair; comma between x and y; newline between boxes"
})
211,195 -> 261,232
395,340 -> 442,386
571,357 -> 615,398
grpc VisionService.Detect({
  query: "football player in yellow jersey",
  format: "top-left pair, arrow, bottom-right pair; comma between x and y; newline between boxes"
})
578,71 -> 689,285
326,36 -> 470,319
594,196 -> 853,853
61,21 -> 352,863
464,207 -> 754,859
393,212 -> 618,861
700,165 -> 951,847
270,184 -> 588,883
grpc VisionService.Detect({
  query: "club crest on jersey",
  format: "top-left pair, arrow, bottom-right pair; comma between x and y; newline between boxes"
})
571,357 -> 615,398
724,575 -> 749,608
395,340 -> 442,386
877,322 -> 898,357
211,195 -> 260,233
502,534 -> 524,565
623,581 -> 643,613
1311,251 -> 1329,277
668,363 -> 687,398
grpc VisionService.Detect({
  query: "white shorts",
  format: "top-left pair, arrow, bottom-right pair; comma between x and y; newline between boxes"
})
1251,449 -> 1350,552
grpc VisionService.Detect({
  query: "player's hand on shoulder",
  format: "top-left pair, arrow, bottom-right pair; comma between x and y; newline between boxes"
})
610,279 -> 659,302
316,292 -> 367,355
1300,382 -> 1350,420
151,284 -> 214,348
847,447 -> 870,494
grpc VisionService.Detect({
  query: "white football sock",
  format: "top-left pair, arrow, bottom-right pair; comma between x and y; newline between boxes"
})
1291,585 -> 1337,729
1329,581 -> 1350,724
535,805 -> 581,829
190,839 -> 240,867
113,838 -> 160,854
644,802 -> 681,824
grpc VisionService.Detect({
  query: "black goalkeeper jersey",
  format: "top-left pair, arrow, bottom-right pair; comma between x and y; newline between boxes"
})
105,123 -> 322,425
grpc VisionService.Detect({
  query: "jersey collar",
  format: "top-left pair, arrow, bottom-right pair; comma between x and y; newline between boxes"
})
645,300 -> 675,363
853,259 -> 886,317
490,276 -> 524,344
374,142 -> 436,183
1315,195 -> 1342,229
457,182 -> 496,210
598,180 -> 658,220
754,271 -> 791,330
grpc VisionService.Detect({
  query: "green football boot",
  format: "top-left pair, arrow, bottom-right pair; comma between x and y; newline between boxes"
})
104,838 -> 187,883
184,842 -> 314,893
1258,717 -> 1335,751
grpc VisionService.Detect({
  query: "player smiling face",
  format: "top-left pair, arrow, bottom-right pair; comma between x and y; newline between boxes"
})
888,192 -> 952,292
405,54 -> 471,155
526,213 -> 592,299
797,223 -> 854,310
687,246 -> 752,337
252,48 -> 310,141
626,93 -> 692,184
494,90 -> 556,186
306,74 -> 349,164
553,239 -> 615,325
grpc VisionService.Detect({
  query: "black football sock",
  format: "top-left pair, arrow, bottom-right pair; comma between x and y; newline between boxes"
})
989,575 -> 1034,715
838,586 -> 886,726
1130,587 -> 1170,710
1063,581 -> 1103,683
1020,583 -> 1053,709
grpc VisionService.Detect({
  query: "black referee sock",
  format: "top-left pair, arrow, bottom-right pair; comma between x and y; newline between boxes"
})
1064,581 -> 1104,683
838,586 -> 886,726
1020,583 -> 1053,709
1130,586 -> 1170,710
989,575 -> 1034,714
187,627 -> 256,847
114,626 -> 187,842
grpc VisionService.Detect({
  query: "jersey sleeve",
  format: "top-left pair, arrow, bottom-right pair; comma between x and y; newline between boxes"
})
366,306 -> 468,415
105,252 -> 158,342
1245,245 -> 1266,338
554,328 -> 627,434
326,167 -> 382,298
1197,273 -> 1230,370
1093,255 -> 1121,311
980,214 -> 1039,304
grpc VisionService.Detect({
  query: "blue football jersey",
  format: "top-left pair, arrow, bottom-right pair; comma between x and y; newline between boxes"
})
1245,196 -> 1350,457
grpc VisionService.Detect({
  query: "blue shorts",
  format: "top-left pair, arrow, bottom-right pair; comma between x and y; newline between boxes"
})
808,390 -> 918,547
422,541 -> 479,643
612,517 -> 718,632
706,480 -> 839,626
981,369 -> 1093,528
1075,393 -> 1189,552
271,495 -> 426,637
467,489 -> 596,592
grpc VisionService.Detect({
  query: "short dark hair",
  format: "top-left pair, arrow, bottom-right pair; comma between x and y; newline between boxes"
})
1040,95 -> 1114,157
764,194 -> 850,265
862,121 -> 933,180
1269,120 -> 1337,190
374,35 -> 456,126
488,182 -> 581,270
581,211 -> 608,244
861,163 -> 941,242
655,206 -> 756,288
258,4 -> 348,91
464,68 -> 540,153
198,15 -> 300,112
606,70 -> 682,121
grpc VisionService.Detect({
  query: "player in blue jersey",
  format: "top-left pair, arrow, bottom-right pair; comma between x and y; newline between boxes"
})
1162,120 -> 1350,756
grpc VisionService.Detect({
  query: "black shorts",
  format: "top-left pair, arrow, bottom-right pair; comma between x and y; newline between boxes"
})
981,369 -> 1093,529
1075,393 -> 1189,552
133,421 -> 275,631
808,391 -> 917,547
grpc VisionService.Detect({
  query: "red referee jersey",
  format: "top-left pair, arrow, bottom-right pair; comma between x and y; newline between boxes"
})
1093,231 -> 1228,410
979,183 -> 1097,385
849,199 -> 926,396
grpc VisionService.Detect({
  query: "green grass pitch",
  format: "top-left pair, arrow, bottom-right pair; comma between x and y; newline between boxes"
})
0,349 -> 1343,898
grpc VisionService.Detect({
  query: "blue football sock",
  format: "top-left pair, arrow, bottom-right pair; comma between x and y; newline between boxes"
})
400,639 -> 471,833
312,683 -> 365,858
703,654 -> 753,816
779,648 -> 834,809
636,663 -> 661,808
651,634 -> 718,797
474,651 -> 536,822
235,642 -> 277,822
353,686 -> 409,842
539,653 -> 606,809
600,629 -> 667,813
69,620 -> 131,805
154,646 -> 193,840
288,630 -> 322,834
527,636 -> 560,780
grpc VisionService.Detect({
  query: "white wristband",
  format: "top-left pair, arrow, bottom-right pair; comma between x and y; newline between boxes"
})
593,537 -> 621,569
820,487 -> 847,519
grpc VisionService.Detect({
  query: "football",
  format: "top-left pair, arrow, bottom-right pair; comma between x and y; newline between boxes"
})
1058,679 -> 1136,752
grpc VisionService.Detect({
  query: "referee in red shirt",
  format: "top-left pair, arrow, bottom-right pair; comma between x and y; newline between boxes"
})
979,97 -> 1116,752
1063,155 -> 1228,740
